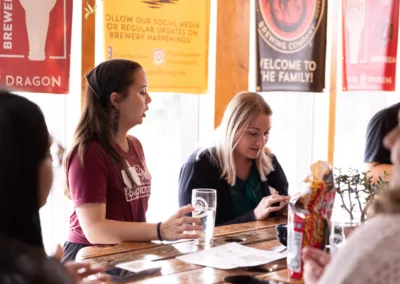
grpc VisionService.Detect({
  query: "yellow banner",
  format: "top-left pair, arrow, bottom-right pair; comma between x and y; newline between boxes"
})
103,0 -> 210,94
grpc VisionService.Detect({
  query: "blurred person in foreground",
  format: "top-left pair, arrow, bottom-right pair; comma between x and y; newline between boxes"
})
0,91 -> 108,283
303,109 -> 400,284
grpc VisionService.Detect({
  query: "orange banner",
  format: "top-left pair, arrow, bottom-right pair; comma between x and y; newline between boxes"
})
103,0 -> 210,94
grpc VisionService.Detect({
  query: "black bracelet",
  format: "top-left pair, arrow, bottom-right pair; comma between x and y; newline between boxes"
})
157,222 -> 163,241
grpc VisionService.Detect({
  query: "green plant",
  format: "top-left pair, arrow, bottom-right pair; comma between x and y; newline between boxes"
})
334,168 -> 390,222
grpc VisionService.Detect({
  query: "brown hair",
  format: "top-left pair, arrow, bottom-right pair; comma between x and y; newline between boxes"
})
64,60 -> 142,198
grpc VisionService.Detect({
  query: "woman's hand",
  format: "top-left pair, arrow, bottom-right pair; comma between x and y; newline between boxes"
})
64,261 -> 109,284
302,247 -> 331,284
160,204 -> 202,241
51,244 -> 109,284
253,194 -> 290,220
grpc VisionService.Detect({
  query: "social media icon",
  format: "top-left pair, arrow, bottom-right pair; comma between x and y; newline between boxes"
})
153,49 -> 165,65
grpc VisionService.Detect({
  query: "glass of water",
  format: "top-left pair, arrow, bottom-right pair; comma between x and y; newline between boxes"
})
192,188 -> 217,247
329,220 -> 360,256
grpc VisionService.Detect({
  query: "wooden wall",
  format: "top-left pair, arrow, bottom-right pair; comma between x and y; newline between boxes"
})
81,0 -> 96,107
214,0 -> 250,127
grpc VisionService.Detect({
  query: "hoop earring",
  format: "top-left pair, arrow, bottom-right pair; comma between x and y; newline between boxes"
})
113,108 -> 120,134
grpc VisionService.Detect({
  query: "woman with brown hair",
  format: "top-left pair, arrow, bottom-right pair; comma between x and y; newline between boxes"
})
178,92 -> 290,226
62,59 -> 201,262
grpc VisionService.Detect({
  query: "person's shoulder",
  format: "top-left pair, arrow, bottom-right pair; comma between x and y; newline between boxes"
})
184,148 -> 215,167
86,140 -> 104,149
127,134 -> 141,145
352,214 -> 400,238
369,102 -> 400,125
197,148 -> 216,163
69,141 -> 105,162
127,135 -> 144,150
386,102 -> 400,114
84,140 -> 108,158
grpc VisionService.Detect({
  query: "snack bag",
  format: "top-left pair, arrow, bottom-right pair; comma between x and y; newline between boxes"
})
287,160 -> 335,279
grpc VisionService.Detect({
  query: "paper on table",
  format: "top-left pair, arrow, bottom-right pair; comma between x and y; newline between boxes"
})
176,242 -> 287,270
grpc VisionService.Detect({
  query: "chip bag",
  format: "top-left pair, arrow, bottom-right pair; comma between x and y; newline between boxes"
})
287,160 -> 335,279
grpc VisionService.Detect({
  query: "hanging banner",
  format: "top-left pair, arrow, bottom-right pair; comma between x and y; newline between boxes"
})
256,0 -> 328,92
0,0 -> 73,94
103,0 -> 210,94
343,0 -> 399,91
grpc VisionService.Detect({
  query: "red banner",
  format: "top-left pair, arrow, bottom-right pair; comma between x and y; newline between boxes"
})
343,0 -> 399,91
0,0 -> 73,94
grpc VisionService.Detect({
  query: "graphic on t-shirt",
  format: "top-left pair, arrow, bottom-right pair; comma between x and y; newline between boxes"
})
121,164 -> 151,202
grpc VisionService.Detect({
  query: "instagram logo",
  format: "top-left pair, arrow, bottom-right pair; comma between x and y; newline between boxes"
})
153,49 -> 165,65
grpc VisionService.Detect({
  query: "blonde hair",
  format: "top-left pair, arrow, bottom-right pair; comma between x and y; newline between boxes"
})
198,91 -> 274,185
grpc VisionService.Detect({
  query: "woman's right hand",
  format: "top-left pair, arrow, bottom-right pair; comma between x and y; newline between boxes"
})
64,261 -> 109,284
253,194 -> 290,220
302,247 -> 331,284
160,204 -> 202,241
51,244 -> 109,284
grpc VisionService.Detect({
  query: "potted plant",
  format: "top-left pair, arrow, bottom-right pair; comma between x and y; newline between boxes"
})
328,168 -> 390,255
334,168 -> 390,222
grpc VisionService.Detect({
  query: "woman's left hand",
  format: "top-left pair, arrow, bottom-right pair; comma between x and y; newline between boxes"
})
253,194 -> 290,220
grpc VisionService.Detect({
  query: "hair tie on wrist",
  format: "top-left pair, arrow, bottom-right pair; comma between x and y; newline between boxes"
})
157,222 -> 163,241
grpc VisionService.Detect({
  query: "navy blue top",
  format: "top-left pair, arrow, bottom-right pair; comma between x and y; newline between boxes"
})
364,103 -> 400,164
178,149 -> 289,226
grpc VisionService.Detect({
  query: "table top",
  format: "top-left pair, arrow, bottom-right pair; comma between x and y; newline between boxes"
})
76,217 -> 303,283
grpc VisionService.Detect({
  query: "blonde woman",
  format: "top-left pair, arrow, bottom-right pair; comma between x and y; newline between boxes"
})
178,92 -> 290,225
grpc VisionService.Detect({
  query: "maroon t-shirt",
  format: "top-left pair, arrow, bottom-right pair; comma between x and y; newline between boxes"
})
67,136 -> 151,245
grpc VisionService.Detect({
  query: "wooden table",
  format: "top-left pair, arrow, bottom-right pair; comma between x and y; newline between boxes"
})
77,217 -> 303,283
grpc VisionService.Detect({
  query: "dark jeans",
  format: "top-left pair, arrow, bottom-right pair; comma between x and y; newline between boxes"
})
61,242 -> 90,263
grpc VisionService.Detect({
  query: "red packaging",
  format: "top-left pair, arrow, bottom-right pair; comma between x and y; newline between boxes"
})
287,161 -> 336,279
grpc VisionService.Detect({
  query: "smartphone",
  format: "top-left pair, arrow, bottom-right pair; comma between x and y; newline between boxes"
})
106,266 -> 161,283
106,267 -> 139,283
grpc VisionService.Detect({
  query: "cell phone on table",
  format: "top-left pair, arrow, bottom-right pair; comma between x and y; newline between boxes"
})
106,265 -> 161,283
106,267 -> 140,283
